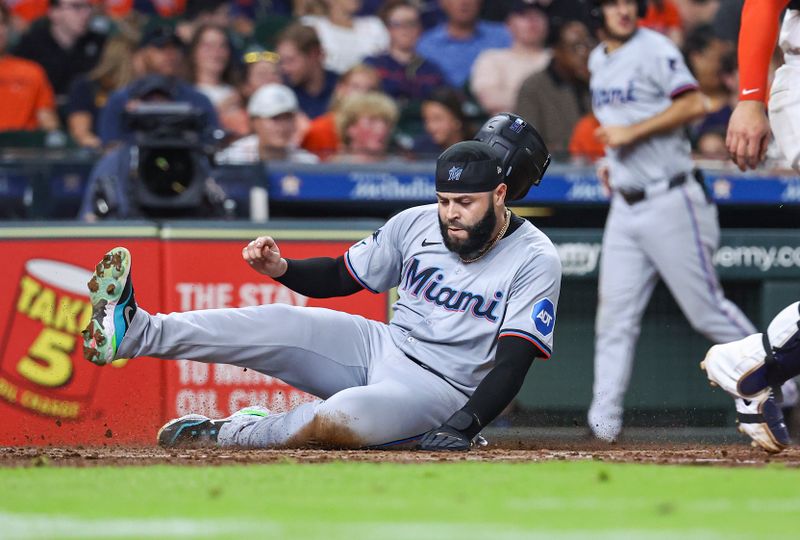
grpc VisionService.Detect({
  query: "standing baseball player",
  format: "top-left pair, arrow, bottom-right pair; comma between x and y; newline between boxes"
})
585,0 -> 787,444
82,126 -> 560,451
701,0 -> 800,453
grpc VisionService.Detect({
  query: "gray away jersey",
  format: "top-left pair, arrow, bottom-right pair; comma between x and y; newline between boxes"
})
589,28 -> 698,190
345,204 -> 562,395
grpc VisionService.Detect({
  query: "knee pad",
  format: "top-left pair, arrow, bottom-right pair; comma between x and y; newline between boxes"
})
732,302 -> 800,396
763,302 -> 800,387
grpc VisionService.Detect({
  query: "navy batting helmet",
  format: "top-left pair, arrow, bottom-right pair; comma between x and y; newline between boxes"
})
589,0 -> 648,22
473,113 -> 551,201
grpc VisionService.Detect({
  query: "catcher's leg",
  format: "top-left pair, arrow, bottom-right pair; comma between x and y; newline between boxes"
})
701,302 -> 800,452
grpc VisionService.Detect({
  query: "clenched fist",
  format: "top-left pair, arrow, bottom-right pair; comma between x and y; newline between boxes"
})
242,236 -> 288,278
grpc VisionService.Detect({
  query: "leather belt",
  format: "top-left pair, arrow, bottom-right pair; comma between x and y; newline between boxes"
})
617,172 -> 690,205
404,353 -> 470,398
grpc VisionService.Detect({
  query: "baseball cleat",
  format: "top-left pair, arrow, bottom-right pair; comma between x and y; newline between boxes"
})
82,247 -> 137,366
157,407 -> 270,448
157,414 -> 227,448
735,392 -> 790,453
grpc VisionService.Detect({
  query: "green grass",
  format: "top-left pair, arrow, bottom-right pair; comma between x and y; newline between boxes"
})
2,461 -> 799,539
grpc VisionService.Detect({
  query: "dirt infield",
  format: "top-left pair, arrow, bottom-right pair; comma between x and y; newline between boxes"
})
2,441 -> 799,468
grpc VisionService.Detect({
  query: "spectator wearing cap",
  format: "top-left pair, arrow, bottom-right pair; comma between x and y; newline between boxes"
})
0,3 -> 59,132
97,26 -> 219,146
416,0 -> 511,88
302,63 -> 381,159
276,24 -> 338,119
189,24 -> 248,137
13,0 -> 107,102
300,0 -> 389,74
513,18 -> 593,155
67,36 -> 136,148
364,0 -> 448,107
335,91 -> 399,163
217,84 -> 319,164
412,87 -> 470,156
470,0 -> 551,115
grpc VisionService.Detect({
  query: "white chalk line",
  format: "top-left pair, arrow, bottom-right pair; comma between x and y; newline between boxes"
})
0,512 -> 760,540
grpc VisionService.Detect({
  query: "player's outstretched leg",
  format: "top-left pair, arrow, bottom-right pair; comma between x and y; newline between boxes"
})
157,407 -> 271,448
701,301 -> 800,452
82,247 -> 137,366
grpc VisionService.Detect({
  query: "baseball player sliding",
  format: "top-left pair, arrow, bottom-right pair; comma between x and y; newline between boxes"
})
702,0 -> 800,453
82,114 -> 560,451
585,0 -> 796,444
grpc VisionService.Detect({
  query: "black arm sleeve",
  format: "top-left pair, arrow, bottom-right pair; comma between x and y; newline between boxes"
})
456,336 -> 542,439
274,256 -> 364,298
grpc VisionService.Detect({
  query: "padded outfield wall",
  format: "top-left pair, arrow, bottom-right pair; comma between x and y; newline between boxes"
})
0,221 -> 797,445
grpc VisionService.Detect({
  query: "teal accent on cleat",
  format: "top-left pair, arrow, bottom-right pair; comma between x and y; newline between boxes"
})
81,247 -> 137,366
157,414 -> 231,448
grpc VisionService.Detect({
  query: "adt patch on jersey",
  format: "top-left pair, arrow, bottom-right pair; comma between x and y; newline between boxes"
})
532,298 -> 555,336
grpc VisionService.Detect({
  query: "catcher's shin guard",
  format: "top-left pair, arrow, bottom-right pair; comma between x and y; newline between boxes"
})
735,392 -> 790,453
702,302 -> 800,398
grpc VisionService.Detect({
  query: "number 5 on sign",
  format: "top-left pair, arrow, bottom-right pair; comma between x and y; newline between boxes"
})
17,328 -> 74,388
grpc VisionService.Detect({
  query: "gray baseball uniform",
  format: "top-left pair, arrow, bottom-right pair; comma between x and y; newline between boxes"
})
118,204 -> 561,447
587,28 -> 757,441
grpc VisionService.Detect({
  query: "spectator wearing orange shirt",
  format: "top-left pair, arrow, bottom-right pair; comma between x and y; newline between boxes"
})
639,0 -> 683,45
568,113 -> 604,161
302,63 -> 381,159
0,4 -> 59,131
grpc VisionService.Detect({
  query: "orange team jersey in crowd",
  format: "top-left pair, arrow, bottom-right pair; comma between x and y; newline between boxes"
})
5,0 -> 48,22
6,0 -> 185,21
738,0 -> 790,102
103,0 -> 186,18
639,0 -> 682,35
568,113 -> 605,161
301,112 -> 339,158
0,56 -> 55,131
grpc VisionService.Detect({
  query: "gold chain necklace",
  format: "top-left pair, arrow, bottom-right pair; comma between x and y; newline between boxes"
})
460,208 -> 512,264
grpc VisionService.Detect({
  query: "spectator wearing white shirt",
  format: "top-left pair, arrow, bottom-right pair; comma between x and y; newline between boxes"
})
301,0 -> 390,74
470,0 -> 551,115
217,84 -> 319,164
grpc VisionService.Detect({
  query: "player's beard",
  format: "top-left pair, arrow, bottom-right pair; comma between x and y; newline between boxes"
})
438,204 -> 498,260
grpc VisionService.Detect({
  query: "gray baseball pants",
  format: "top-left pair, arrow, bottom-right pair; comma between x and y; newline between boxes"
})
118,304 -> 467,447
588,179 -> 756,440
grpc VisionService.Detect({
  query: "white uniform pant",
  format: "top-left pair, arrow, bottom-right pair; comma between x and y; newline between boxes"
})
588,180 -> 756,439
119,304 -> 467,447
769,64 -> 800,171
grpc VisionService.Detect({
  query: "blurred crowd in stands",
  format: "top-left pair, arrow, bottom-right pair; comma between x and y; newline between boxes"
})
0,0 -> 784,165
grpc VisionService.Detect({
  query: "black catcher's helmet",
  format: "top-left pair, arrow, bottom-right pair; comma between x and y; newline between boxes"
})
473,113 -> 551,201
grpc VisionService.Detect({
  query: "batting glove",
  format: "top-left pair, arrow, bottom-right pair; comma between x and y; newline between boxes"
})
418,410 -> 482,451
